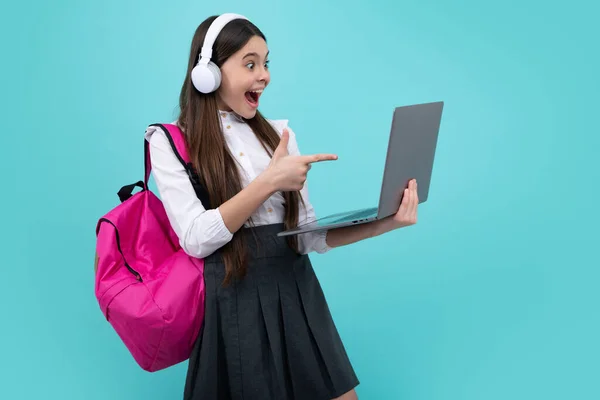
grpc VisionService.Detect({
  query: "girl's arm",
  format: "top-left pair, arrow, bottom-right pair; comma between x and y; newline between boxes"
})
325,215 -> 398,248
148,124 -> 331,258
148,128 -> 274,258
217,174 -> 276,233
325,180 -> 419,248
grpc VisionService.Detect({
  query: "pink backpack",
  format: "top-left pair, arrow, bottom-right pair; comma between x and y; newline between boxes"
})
94,123 -> 206,372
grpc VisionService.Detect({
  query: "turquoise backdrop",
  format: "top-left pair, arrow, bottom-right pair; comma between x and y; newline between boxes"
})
2,0 -> 598,399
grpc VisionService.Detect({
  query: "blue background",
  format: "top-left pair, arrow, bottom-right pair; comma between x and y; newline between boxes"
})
3,0 -> 599,398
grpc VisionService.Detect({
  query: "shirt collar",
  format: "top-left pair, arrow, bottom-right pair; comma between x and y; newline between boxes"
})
218,109 -> 245,123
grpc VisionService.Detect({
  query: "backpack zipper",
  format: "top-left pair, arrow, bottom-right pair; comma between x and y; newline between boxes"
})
97,218 -> 143,282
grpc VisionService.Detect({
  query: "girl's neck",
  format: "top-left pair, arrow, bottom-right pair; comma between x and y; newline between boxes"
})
216,93 -> 232,112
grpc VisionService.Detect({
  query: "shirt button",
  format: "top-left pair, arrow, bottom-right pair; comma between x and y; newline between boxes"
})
226,125 -> 231,129
221,112 -> 227,117
239,152 -> 244,156
267,208 -> 273,213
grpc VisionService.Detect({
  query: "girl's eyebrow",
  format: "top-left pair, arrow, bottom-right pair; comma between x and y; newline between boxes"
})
243,51 -> 270,59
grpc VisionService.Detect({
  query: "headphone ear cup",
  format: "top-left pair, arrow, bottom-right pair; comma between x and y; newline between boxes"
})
191,61 -> 222,94
207,62 -> 222,91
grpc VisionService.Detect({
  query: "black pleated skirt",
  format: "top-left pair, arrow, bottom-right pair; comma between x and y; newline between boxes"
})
183,223 -> 359,400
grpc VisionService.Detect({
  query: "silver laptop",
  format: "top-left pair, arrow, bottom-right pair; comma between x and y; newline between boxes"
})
277,101 -> 444,237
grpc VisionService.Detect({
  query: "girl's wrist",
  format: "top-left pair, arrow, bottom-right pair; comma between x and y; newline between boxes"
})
372,216 -> 400,236
255,170 -> 278,196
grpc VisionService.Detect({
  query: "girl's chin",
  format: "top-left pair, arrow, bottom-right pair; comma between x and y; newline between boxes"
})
233,103 -> 258,119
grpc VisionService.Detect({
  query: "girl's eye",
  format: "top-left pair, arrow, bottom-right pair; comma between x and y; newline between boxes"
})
246,61 -> 270,70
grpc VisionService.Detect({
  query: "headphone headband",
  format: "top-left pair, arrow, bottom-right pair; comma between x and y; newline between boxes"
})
191,13 -> 249,94
199,13 -> 248,63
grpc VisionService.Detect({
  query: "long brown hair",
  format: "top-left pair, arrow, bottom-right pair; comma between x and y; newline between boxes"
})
177,16 -> 303,285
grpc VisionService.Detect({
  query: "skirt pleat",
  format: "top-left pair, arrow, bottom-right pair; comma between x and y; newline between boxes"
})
256,280 -> 293,399
183,224 -> 359,400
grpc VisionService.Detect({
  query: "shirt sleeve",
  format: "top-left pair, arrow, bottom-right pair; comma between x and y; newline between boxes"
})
146,126 -> 234,259
285,124 -> 333,255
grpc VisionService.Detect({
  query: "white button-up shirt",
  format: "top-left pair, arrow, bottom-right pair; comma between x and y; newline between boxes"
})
144,111 -> 331,259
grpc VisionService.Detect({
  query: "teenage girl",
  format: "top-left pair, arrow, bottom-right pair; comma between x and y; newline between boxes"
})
145,13 -> 419,400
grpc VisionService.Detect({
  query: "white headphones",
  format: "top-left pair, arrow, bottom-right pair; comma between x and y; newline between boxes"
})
191,13 -> 249,94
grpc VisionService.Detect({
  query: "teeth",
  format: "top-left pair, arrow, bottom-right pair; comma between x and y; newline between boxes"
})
250,89 -> 263,93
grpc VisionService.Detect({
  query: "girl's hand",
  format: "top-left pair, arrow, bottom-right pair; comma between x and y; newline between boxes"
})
324,179 -> 420,248
390,179 -> 419,230
262,129 -> 338,192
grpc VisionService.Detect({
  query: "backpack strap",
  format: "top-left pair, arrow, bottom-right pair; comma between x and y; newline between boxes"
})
145,123 -> 212,209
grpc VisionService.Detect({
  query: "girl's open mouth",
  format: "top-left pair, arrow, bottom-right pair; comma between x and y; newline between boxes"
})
244,89 -> 262,108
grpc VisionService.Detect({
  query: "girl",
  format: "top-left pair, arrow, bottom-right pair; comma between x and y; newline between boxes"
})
145,13 -> 419,400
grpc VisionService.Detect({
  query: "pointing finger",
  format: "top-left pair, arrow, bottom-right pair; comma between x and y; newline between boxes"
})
301,154 -> 338,164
